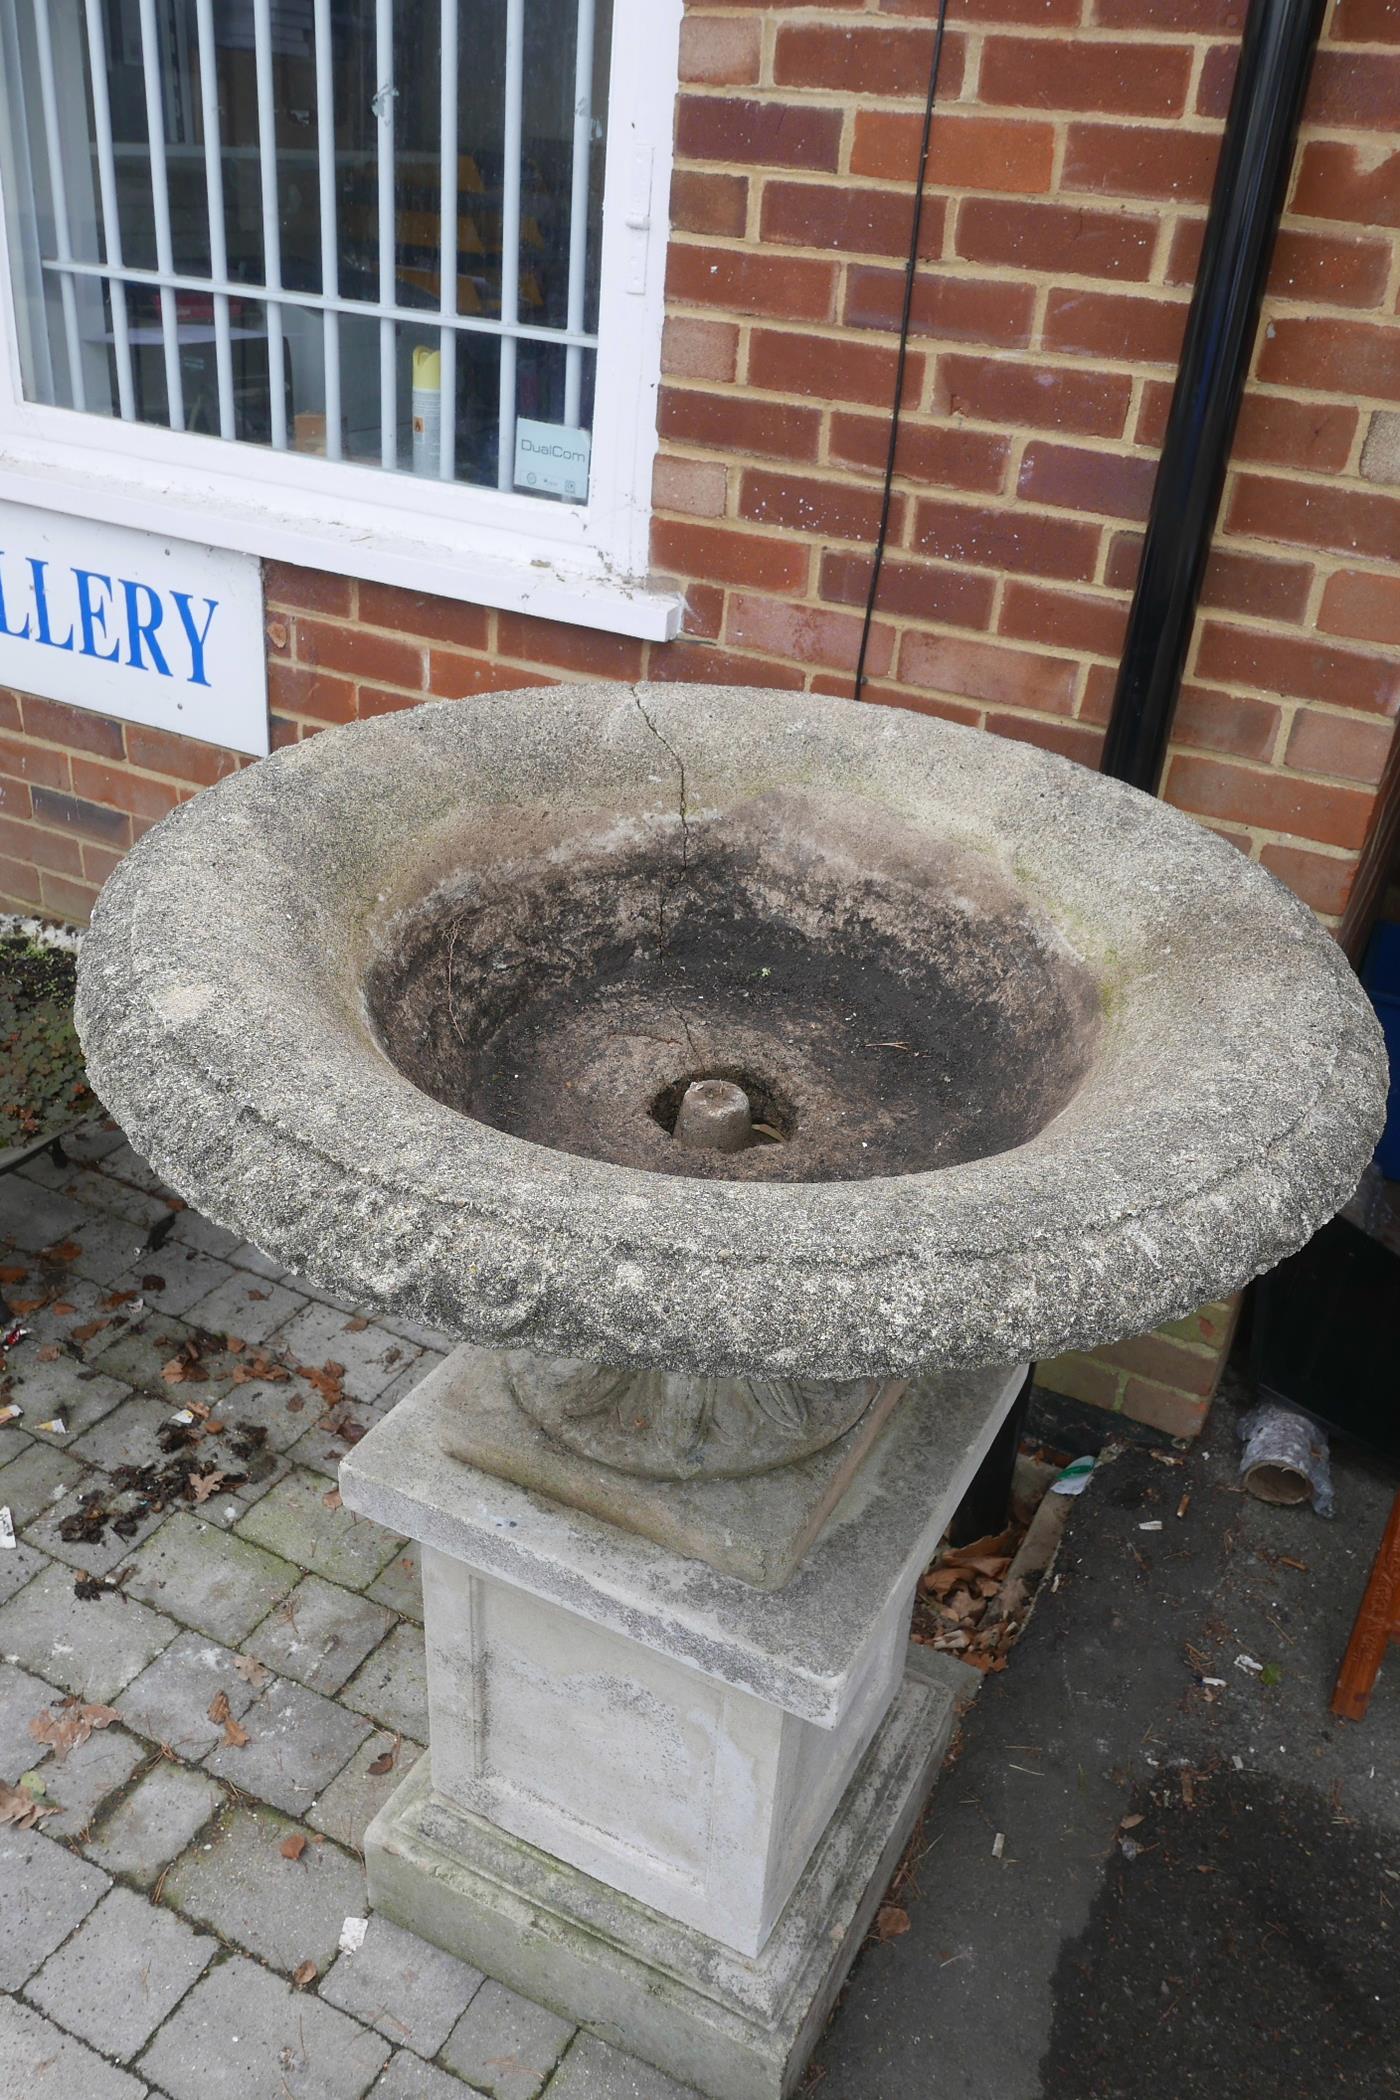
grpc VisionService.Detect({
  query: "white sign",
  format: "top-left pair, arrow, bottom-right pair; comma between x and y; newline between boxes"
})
514,419 -> 592,503
0,501 -> 268,756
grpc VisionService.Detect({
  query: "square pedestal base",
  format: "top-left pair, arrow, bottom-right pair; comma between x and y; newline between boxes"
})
366,1644 -> 960,2100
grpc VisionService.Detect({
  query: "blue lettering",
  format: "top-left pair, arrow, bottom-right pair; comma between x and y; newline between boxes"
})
73,569 -> 120,663
171,591 -> 218,688
28,558 -> 74,652
120,578 -> 171,677
0,554 -> 31,641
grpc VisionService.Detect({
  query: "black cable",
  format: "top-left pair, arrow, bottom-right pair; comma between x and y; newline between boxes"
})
852,0 -> 952,706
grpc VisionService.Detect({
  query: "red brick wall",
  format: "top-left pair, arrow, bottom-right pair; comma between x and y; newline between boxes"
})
3,0 -> 1397,1437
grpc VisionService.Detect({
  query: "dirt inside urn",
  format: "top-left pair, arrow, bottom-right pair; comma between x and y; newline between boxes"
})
364,788 -> 1103,1183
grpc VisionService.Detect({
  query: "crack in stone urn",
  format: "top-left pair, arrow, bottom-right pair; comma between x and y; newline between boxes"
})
75,684 -> 1387,2099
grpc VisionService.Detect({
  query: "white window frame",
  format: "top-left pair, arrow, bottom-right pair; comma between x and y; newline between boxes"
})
0,0 -> 683,640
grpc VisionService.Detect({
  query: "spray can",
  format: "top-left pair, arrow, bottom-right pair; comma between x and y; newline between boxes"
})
412,347 -> 442,476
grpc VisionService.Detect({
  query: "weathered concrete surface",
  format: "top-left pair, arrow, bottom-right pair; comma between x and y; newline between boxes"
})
74,685 -> 1388,1382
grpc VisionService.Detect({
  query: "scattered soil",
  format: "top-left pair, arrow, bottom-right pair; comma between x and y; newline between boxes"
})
0,935 -> 92,1148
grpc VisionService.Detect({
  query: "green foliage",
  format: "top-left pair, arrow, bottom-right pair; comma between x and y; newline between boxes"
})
0,937 -> 92,1148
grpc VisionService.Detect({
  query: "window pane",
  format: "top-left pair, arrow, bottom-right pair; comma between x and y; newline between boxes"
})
0,0 -> 613,497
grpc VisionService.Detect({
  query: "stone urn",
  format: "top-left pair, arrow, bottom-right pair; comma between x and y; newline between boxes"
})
76,685 -> 1386,2099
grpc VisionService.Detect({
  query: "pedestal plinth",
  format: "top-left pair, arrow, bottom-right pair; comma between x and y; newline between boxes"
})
342,1355 -> 1026,2098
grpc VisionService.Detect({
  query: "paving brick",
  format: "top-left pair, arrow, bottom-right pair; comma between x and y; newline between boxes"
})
110,1250 -> 240,1318
28,1883 -> 216,2057
236,1467 -> 405,1590
182,1272 -> 308,1344
319,1913 -> 484,2056
307,1731 -> 423,1851
116,1629 -> 264,1757
122,1510 -> 299,1642
69,1391 -> 176,1472
47,1165 -> 172,1230
543,2035 -> 701,2099
0,1437 -> 85,1525
246,1574 -> 394,1695
204,1671 -> 371,1813
88,1312 -> 217,1393
285,1400 -> 389,1481
40,1720 -> 146,1837
60,1210 -> 155,1285
139,1954 -> 391,2100
0,1175 -> 86,1250
26,1477 -> 166,1577
1,1345 -> 129,1431
371,2051 -> 487,2099
0,1536 -> 45,1606
0,1822 -> 110,1987
0,1998 -> 145,2100
0,1560 -> 177,1699
442,1980 -> 574,2100
273,1301 -> 423,1404
341,1623 -> 429,1741
0,1657 -> 64,1770
86,1759 -> 223,1885
367,1548 -> 424,1624
168,1210 -> 242,1260
162,1801 -> 367,1977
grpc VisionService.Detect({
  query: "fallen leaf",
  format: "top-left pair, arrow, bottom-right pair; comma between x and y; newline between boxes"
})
35,1345 -> 59,1363
188,1471 -> 226,1504
874,1905 -> 911,1941
0,1777 -> 58,1827
281,1833 -> 308,1861
42,1240 -> 81,1265
292,1959 -> 317,1988
1120,1812 -> 1145,1830
208,1689 -> 251,1749
28,1700 -> 121,1761
323,1488 -> 342,1512
232,1655 -> 270,1688
0,1264 -> 27,1285
344,1317 -> 369,1333
70,1320 -> 108,1344
160,1359 -> 187,1386
367,1733 -> 401,1778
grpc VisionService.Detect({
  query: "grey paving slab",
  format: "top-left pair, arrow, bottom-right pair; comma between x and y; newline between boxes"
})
161,1800 -> 367,1977
54,1118 -> 127,1167
121,1511 -> 298,1642
0,1657 -> 64,1771
227,1239 -> 294,1281
116,1629 -> 263,1758
0,1536 -> 46,1607
27,1882 -> 217,2057
285,1403 -> 389,1481
273,1300 -> 422,1404
307,1731 -> 424,1853
236,1467 -> 404,1590
69,1391 -> 181,1472
367,1547 -> 424,1625
0,1996 -> 147,2100
88,1313 -> 220,1393
441,1981 -> 574,2100
168,1209 -> 242,1260
86,1760 -> 223,1885
52,1166 -> 172,1228
542,2037 -> 700,2099
26,1481 -> 166,1577
182,1273 -> 308,1345
0,1438 -> 85,1526
0,1822 -> 110,1987
245,1574 -> 394,1696
40,1720 -> 146,1837
319,1913 -> 483,2058
211,1372 -> 329,1455
204,1671 -> 371,1813
110,1250 -> 240,1319
0,1348 -> 129,1430
102,1140 -> 170,1194
59,1210 -> 155,1285
139,1954 -> 391,2100
371,2050 -> 487,2100
341,1622 -> 428,1741
0,1560 -> 178,1700
0,1176 -> 86,1249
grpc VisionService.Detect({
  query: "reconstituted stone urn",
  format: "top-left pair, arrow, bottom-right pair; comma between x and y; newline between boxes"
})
76,685 -> 1387,2099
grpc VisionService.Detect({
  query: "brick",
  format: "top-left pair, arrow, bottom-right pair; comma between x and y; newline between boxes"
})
122,1511 -> 298,1642
662,315 -> 739,382
819,549 -> 997,629
1200,546 -> 1314,622
29,783 -> 131,848
668,242 -> 837,322
1195,619 -> 1400,714
999,580 -> 1128,658
429,652 -> 554,701
1043,287 -> 1188,365
124,721 -> 242,785
0,690 -> 18,732
142,1956 -> 390,2100
268,660 -> 357,723
899,631 -> 1080,713
1256,315 -> 1400,402
263,560 -> 354,617
1092,0 -> 1245,25
357,582 -> 490,652
901,0 -> 1079,18
495,613 -> 645,681
69,757 -> 182,826
27,1885 -> 215,2058
0,851 -> 39,909
935,353 -> 1132,438
1331,0 -> 1400,37
679,13 -> 761,84
1119,1380 -> 1211,1439
661,385 -> 822,463
1017,440 -> 1157,521
297,618 -> 425,691
1062,120 -> 1221,203
739,466 -> 895,542
981,35 -> 1193,115
116,1628 -> 265,1756
1231,393 -> 1357,475
1291,139 -> 1400,230
774,23 -> 962,97
1269,227 -> 1394,308
1165,752 -> 1374,848
1318,568 -> 1400,645
0,1561 -> 176,1701
1195,39 -> 1238,117
829,410 -> 1010,492
671,167 -> 748,238
653,517 -> 810,592
1285,708 -> 1395,785
845,267 -> 1037,347
760,178 -> 943,260
1259,842 -> 1356,916
647,639 -> 808,688
851,110 -> 1057,193
955,196 -> 1157,280
860,681 -> 981,726
653,453 -> 728,518
1168,684 -> 1283,761
1307,47 -> 1400,127
1227,472 -> 1400,564
441,1978 -> 573,2099
341,1620 -> 429,1740
18,693 -> 125,760
913,496 -> 1102,580
747,327 -> 922,407
985,710 -> 1104,765
1035,1349 -> 1124,1412
320,1915 -> 483,2059
0,1996 -> 141,2100
0,812 -> 82,876
726,592 -> 894,677
0,729 -> 69,789
1098,1329 -> 1223,1395
683,581 -> 725,640
675,96 -> 843,172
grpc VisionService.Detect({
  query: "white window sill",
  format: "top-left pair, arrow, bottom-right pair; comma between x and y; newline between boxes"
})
0,445 -> 682,642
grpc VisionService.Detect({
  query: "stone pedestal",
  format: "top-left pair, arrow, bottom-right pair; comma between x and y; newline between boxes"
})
342,1354 -> 1026,2098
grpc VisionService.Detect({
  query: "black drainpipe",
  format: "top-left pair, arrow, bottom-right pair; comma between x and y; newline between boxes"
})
1099,0 -> 1328,794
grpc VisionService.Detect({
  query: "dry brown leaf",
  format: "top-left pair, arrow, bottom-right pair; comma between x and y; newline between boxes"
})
160,1359 -> 187,1386
0,1777 -> 58,1827
207,1689 -> 251,1748
70,1320 -> 108,1344
292,1959 -> 317,1988
28,1700 -> 121,1761
188,1472 -> 225,1504
1121,1813 -> 1146,1830
874,1905 -> 910,1941
344,1318 -> 369,1333
323,1488 -> 343,1512
42,1240 -> 81,1265
0,1263 -> 28,1285
281,1832 -> 308,1861
367,1733 -> 402,1778
35,1345 -> 60,1363
232,1655 -> 269,1688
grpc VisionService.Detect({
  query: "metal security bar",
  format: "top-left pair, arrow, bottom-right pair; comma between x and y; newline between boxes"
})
81,0 -> 135,421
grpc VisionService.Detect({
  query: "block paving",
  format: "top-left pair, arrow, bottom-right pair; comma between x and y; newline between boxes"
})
0,1123 -> 707,2097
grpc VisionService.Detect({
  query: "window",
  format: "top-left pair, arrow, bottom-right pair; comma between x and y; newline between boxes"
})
0,0 -> 682,636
